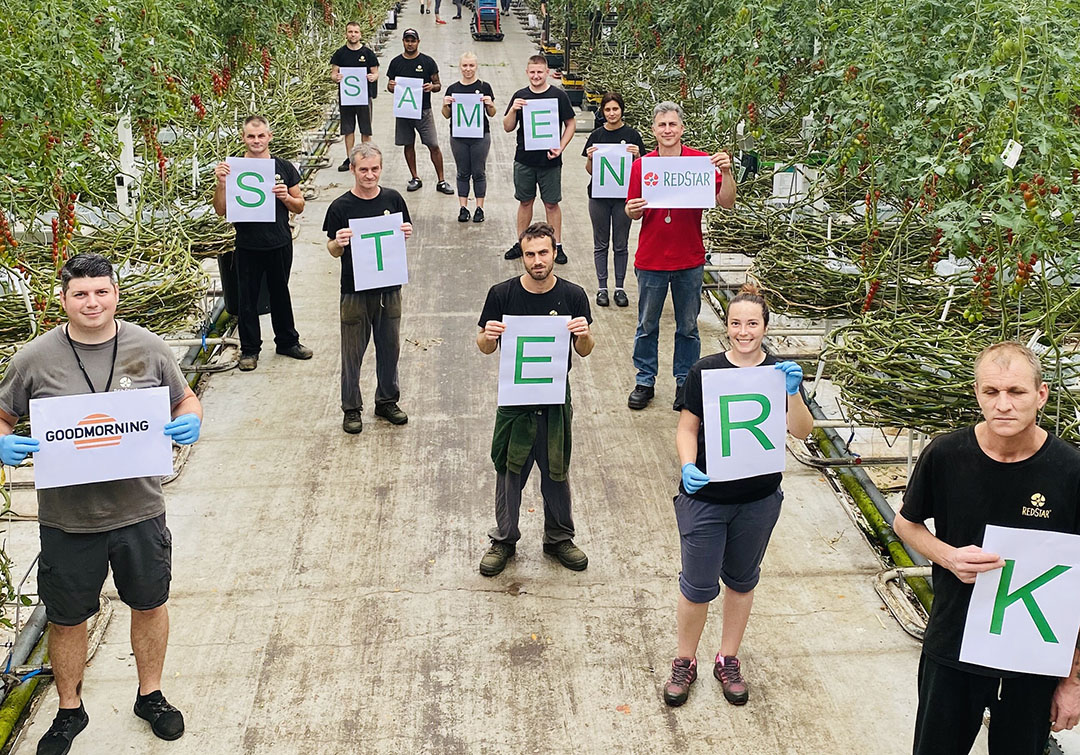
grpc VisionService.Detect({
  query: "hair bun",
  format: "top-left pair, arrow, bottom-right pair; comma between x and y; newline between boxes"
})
738,282 -> 761,297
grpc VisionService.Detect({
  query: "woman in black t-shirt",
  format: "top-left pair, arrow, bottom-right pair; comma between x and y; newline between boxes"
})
663,283 -> 814,710
582,92 -> 645,308
441,52 -> 496,224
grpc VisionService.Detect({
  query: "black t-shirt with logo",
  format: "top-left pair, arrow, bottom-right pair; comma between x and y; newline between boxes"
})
330,44 -> 380,101
386,52 -> 439,110
504,86 -> 576,168
478,276 -> 591,370
445,80 -> 496,135
581,124 -> 646,197
233,157 -> 300,251
323,187 -> 411,295
900,427 -> 1080,676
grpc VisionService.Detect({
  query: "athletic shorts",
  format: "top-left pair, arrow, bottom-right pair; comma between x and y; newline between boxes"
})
513,161 -> 562,204
673,488 -> 782,602
394,108 -> 439,147
38,513 -> 173,626
340,104 -> 373,137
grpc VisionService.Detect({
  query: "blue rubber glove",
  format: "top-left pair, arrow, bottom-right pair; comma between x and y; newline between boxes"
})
775,361 -> 803,395
0,434 -> 39,466
163,413 -> 201,446
681,462 -> 711,494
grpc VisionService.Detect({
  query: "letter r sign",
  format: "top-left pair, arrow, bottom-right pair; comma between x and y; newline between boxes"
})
700,366 -> 787,482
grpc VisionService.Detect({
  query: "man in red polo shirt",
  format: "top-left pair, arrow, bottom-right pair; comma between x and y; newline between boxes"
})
624,101 -> 736,410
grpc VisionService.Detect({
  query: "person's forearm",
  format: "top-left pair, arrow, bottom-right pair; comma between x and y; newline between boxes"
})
477,332 -> 497,353
559,119 -> 576,151
717,172 -> 736,209
502,112 -> 517,132
282,193 -> 304,214
675,424 -> 698,466
573,333 -> 594,357
172,391 -> 202,421
787,393 -> 814,438
328,239 -> 346,258
894,518 -> 953,565
212,184 -> 226,216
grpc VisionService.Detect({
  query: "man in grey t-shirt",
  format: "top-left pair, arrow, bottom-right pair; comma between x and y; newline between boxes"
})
0,254 -> 203,754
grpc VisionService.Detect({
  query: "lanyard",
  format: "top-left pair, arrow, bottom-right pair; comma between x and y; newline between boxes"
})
65,321 -> 119,394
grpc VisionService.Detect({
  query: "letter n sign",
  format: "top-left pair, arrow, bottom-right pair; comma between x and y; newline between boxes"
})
591,144 -> 631,199
497,315 -> 571,406
701,366 -> 787,481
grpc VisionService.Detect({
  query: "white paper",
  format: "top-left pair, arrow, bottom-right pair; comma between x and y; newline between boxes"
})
393,76 -> 424,120
339,67 -> 369,106
451,94 -> 485,139
30,387 -> 174,489
497,315 -> 571,406
225,157 -> 276,223
701,366 -> 787,482
591,144 -> 632,199
960,525 -> 1080,676
1000,139 -> 1023,169
522,98 -> 561,152
347,212 -> 408,291
640,155 -> 717,209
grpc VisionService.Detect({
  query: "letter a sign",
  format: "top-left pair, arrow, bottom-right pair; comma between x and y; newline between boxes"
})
591,144 -> 631,199
225,157 -> 276,223
497,315 -> 571,406
393,76 -> 424,120
700,366 -> 787,481
451,94 -> 484,138
339,67 -> 369,106
348,212 -> 408,291
960,525 -> 1080,676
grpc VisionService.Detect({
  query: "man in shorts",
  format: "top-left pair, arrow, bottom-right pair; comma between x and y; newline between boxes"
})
0,253 -> 203,754
330,21 -> 380,171
895,341 -> 1080,754
385,29 -> 454,195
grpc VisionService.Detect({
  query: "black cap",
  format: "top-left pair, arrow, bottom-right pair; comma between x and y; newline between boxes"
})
402,28 -> 419,39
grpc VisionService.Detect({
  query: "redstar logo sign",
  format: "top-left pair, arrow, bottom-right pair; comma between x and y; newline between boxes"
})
44,413 -> 150,450
643,172 -> 659,187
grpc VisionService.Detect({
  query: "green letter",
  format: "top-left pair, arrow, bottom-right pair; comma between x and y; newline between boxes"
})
235,172 -> 266,207
456,102 -> 481,129
717,393 -> 774,457
360,229 -> 395,271
529,108 -> 555,139
990,559 -> 1071,642
514,336 -> 556,384
397,85 -> 418,110
343,75 -> 363,97
598,155 -> 625,187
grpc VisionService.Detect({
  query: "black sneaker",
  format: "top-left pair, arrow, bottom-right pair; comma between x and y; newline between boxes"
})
543,540 -> 588,570
613,288 -> 629,307
555,245 -> 568,265
472,207 -> 485,223
343,409 -> 363,434
407,177 -> 423,192
374,402 -> 408,425
36,704 -> 88,755
134,690 -> 185,741
436,180 -> 455,195
504,242 -> 522,260
337,158 -> 351,172
276,343 -> 313,360
628,384 -> 654,410
458,206 -> 471,223
596,289 -> 609,307
480,541 -> 515,576
238,353 -> 258,371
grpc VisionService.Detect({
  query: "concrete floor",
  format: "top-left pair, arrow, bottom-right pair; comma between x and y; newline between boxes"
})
9,7 -> 1002,755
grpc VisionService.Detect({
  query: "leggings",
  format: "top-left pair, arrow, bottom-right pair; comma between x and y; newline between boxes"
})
450,133 -> 491,198
589,196 -> 632,288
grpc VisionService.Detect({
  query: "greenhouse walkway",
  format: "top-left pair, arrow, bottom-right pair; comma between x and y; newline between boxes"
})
13,7 -> 989,755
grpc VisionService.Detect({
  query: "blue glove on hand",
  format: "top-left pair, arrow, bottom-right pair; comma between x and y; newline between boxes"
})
0,434 -> 39,466
775,361 -> 803,395
163,413 -> 201,446
681,462 -> 711,494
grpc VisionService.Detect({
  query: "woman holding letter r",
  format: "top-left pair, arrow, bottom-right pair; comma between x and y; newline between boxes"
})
663,283 -> 812,708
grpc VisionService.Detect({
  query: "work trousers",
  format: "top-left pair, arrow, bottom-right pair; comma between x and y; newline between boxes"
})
589,196 -> 632,289
340,289 -> 401,412
450,133 -> 491,198
236,242 -> 299,356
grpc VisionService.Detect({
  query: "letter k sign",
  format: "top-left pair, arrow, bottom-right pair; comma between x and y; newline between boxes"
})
990,559 -> 1072,642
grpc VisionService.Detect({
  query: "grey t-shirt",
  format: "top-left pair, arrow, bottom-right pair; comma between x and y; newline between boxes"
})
0,320 -> 188,533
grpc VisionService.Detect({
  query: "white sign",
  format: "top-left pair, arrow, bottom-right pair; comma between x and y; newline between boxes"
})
225,157 -> 276,223
393,76 -> 424,120
640,155 -> 717,209
523,98 -> 561,152
348,212 -> 408,291
497,315 -> 571,406
701,366 -> 787,482
960,525 -> 1080,677
339,67 -> 369,106
591,144 -> 632,198
1000,139 -> 1023,169
30,387 -> 174,489
451,94 -> 485,139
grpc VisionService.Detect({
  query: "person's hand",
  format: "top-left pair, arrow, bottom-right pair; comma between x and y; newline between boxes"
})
332,70 -> 344,82
625,197 -> 648,217
482,95 -> 493,106
422,82 -> 434,92
0,435 -> 39,466
547,146 -> 562,160
214,161 -> 230,184
586,145 -> 598,157
943,545 -> 1005,584
681,462 -> 710,494
711,151 -> 733,173
512,97 -> 528,111
271,182 -> 289,200
388,79 -> 397,91
1051,677 -> 1080,732
335,228 -> 353,247
163,414 -> 201,446
482,320 -> 506,343
774,361 -> 803,395
366,71 -> 378,82
626,143 -> 640,157
443,95 -> 453,107
567,317 -> 590,338
401,222 -> 413,240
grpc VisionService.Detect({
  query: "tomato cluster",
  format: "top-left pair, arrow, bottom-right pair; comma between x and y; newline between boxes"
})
0,210 -> 18,256
50,184 -> 77,264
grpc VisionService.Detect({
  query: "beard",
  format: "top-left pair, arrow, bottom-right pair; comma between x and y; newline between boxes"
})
526,264 -> 552,281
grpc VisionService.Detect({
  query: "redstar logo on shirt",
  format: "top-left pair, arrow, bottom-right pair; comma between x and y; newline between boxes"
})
643,172 -> 659,187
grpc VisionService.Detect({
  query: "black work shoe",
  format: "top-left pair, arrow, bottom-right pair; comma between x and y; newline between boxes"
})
134,690 -> 185,741
504,242 -> 522,260
36,704 -> 88,755
406,177 -> 423,192
276,343 -> 313,360
337,158 -> 351,172
543,540 -> 588,570
627,384 -> 654,410
596,289 -> 610,307
613,288 -> 629,307
238,353 -> 258,371
479,541 -> 516,576
343,409 -> 363,434
374,402 -> 408,425
436,180 -> 455,195
555,246 -> 568,265
458,206 -> 471,223
472,207 -> 485,223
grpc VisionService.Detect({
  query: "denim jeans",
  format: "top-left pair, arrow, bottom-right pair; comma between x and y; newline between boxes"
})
632,266 -> 703,387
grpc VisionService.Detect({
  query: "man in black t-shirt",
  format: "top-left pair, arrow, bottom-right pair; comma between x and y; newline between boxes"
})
895,342 -> 1080,755
501,55 -> 577,264
476,222 -> 594,577
385,29 -> 454,195
330,21 -> 380,171
212,115 -> 312,371
323,143 -> 413,434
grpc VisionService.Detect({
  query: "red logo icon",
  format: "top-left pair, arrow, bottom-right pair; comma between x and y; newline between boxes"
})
643,172 -> 659,187
74,414 -> 123,450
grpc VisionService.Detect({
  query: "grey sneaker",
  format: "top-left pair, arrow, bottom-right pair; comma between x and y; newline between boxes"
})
343,410 -> 363,434
542,540 -> 588,571
276,343 -> 313,360
480,541 -> 515,576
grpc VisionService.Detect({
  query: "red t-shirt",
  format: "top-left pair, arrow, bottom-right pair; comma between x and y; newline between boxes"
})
627,146 -> 723,271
